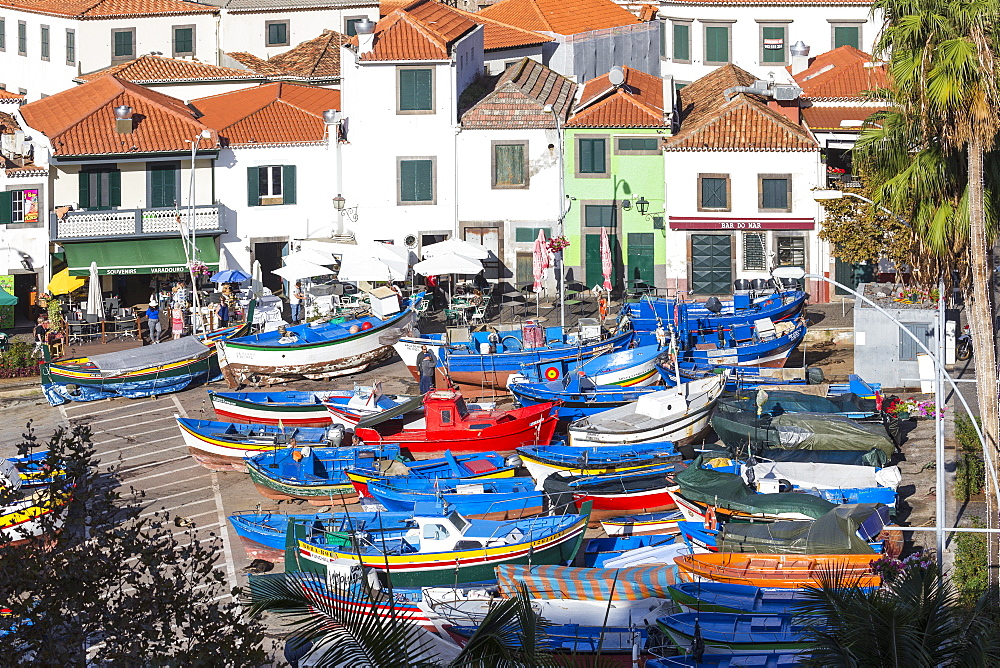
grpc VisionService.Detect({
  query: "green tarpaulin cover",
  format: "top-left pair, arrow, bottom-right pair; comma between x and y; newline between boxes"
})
711,410 -> 895,460
717,391 -> 875,416
719,503 -> 886,555
674,457 -> 835,519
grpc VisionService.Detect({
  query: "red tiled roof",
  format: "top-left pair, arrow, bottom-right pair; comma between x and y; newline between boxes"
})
265,30 -> 349,79
789,46 -> 889,100
0,111 -> 20,134
227,52 -> 283,76
356,0 -> 479,61
452,7 -> 552,51
461,57 -> 576,128
192,82 -> 340,145
0,89 -> 25,103
480,0 -> 639,36
0,0 -> 216,19
665,64 -> 817,151
75,55 -> 262,84
20,75 -> 216,156
666,0 -> 868,4
802,105 -> 887,130
567,66 -> 667,128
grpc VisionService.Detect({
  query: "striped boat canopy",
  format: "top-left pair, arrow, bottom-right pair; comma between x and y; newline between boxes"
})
495,564 -> 677,601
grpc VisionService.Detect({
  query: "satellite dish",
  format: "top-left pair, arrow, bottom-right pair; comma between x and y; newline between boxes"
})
608,66 -> 625,87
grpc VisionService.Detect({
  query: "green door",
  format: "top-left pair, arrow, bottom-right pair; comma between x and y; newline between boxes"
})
691,234 -> 732,295
834,257 -> 875,295
585,234 -> 619,289
627,233 -> 655,289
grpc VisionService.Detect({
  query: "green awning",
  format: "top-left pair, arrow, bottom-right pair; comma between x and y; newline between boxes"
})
66,237 -> 219,276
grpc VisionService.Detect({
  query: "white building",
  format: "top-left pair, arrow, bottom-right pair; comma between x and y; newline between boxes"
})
655,0 -> 879,86
190,82 -> 342,291
337,0 -> 484,254
661,64 -> 825,297
0,0 -> 219,101
457,57 -> 577,288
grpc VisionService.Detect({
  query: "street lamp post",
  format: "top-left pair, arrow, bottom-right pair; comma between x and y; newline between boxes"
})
774,266 -> 1000,570
544,104 -> 570,332
184,129 -> 212,333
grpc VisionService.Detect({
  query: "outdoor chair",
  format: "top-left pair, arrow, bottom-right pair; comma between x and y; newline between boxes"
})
468,305 -> 487,326
444,308 -> 465,327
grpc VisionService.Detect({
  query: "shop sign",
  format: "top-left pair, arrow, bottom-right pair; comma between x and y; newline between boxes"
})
669,217 -> 815,231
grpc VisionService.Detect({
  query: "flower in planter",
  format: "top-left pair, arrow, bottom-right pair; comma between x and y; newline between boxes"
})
547,236 -> 570,253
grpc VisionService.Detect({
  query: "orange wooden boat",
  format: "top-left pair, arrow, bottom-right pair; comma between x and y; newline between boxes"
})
673,553 -> 881,589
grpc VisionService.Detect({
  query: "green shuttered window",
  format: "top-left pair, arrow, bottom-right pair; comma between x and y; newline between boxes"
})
400,159 -> 434,203
515,227 -> 551,242
701,177 -> 727,209
578,137 -> 606,174
149,163 -> 178,208
173,27 -> 194,55
113,30 -> 133,58
705,26 -> 729,64
617,137 -> 659,152
246,165 -> 296,206
399,69 -> 433,112
40,26 -> 48,59
761,178 -> 789,209
672,23 -> 690,61
761,25 -> 785,63
493,143 -> 526,187
584,204 -> 616,227
79,168 -> 121,210
834,26 -> 859,49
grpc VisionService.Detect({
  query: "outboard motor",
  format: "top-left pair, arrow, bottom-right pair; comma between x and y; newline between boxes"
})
704,296 -> 723,314
733,279 -> 751,293
806,366 -> 825,385
750,278 -> 771,296
325,424 -> 345,446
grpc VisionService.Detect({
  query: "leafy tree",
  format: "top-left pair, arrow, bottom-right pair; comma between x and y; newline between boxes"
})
859,0 -> 1000,581
795,566 -> 1000,666
0,424 -> 266,665
816,184 -> 914,270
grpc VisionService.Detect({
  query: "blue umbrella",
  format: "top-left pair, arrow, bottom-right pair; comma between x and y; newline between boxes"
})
210,269 -> 252,283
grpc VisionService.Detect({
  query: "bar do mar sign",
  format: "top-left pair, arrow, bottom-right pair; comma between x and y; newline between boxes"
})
669,217 -> 815,230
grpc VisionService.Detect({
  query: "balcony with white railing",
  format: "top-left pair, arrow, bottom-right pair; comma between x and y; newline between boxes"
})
51,206 -> 224,241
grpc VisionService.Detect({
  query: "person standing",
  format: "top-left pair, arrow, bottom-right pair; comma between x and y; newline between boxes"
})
32,317 -> 48,355
417,345 -> 436,394
290,281 -> 304,324
171,307 -> 185,340
146,301 -> 161,344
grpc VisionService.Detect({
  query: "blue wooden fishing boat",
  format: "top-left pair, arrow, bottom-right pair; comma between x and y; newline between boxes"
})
365,477 -> 544,520
208,387 -> 420,427
667,582 -> 810,615
515,344 -> 663,387
584,533 -> 679,567
517,442 -> 678,488
394,321 -> 634,392
447,623 -> 645,655
176,416 -> 357,470
509,379 -> 662,421
673,319 -> 808,368
659,362 -> 816,392
648,653 -> 805,667
243,443 -> 401,505
347,450 -> 517,497
657,612 -> 810,653
625,288 -> 806,333
600,509 -> 685,536
227,510 -> 415,561
3,450 -> 62,489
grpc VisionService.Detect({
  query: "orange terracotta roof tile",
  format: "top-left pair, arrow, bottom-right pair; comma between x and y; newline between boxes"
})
480,0 -> 639,36
0,89 -> 25,103
451,7 -> 552,51
665,64 -> 817,152
638,3 -> 657,21
227,52 -> 285,76
0,0 -> 217,18
380,0 -> 409,14
802,105 -> 887,130
358,1 -> 478,61
192,82 -> 340,145
265,30 -> 349,79
667,0 -> 868,4
0,111 -> 20,134
461,57 -> 576,128
789,46 -> 889,100
567,66 -> 667,128
20,75 -> 216,156
75,55 -> 262,84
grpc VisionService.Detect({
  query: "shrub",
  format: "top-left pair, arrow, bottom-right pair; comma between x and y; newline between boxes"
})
953,516 -> 989,606
956,415 -> 983,453
955,452 -> 986,501
0,338 -> 39,376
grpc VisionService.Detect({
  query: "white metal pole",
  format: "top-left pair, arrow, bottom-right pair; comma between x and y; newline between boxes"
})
554,111 -> 566,332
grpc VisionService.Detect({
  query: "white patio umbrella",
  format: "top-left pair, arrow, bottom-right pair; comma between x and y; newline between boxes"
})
273,260 -> 334,281
337,254 -> 407,282
85,261 -> 105,321
413,253 -> 483,276
421,237 -> 489,260
284,247 -> 336,267
251,260 -> 263,297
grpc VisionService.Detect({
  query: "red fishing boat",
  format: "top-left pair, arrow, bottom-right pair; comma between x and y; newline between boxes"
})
542,464 -> 677,523
353,390 -> 558,458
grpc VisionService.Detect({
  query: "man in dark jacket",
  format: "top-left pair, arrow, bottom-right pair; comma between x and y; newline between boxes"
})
417,345 -> 436,394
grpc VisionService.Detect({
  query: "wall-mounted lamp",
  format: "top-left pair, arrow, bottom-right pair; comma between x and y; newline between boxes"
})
332,194 -> 359,223
635,197 -> 650,216
621,199 -> 632,210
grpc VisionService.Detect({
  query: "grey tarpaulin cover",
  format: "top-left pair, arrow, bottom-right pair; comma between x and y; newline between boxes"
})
674,457 -> 835,519
717,391 -> 876,416
710,410 -> 894,460
719,503 -> 890,554
86,336 -> 211,375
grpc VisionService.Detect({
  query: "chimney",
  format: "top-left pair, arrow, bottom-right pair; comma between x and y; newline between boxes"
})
662,73 -> 674,123
113,105 -> 133,134
789,41 -> 811,77
355,19 -> 376,56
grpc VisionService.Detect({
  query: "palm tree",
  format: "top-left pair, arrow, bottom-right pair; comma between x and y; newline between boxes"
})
859,0 -> 1000,582
794,567 -> 1000,666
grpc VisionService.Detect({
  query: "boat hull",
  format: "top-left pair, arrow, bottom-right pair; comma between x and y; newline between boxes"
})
628,291 -> 806,332
209,391 -> 343,427
679,321 -> 806,368
673,552 -> 881,589
601,512 -> 683,536
217,308 -> 415,388
176,419 -> 286,472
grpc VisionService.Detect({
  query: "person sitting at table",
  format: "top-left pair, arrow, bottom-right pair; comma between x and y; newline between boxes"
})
470,289 -> 484,307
